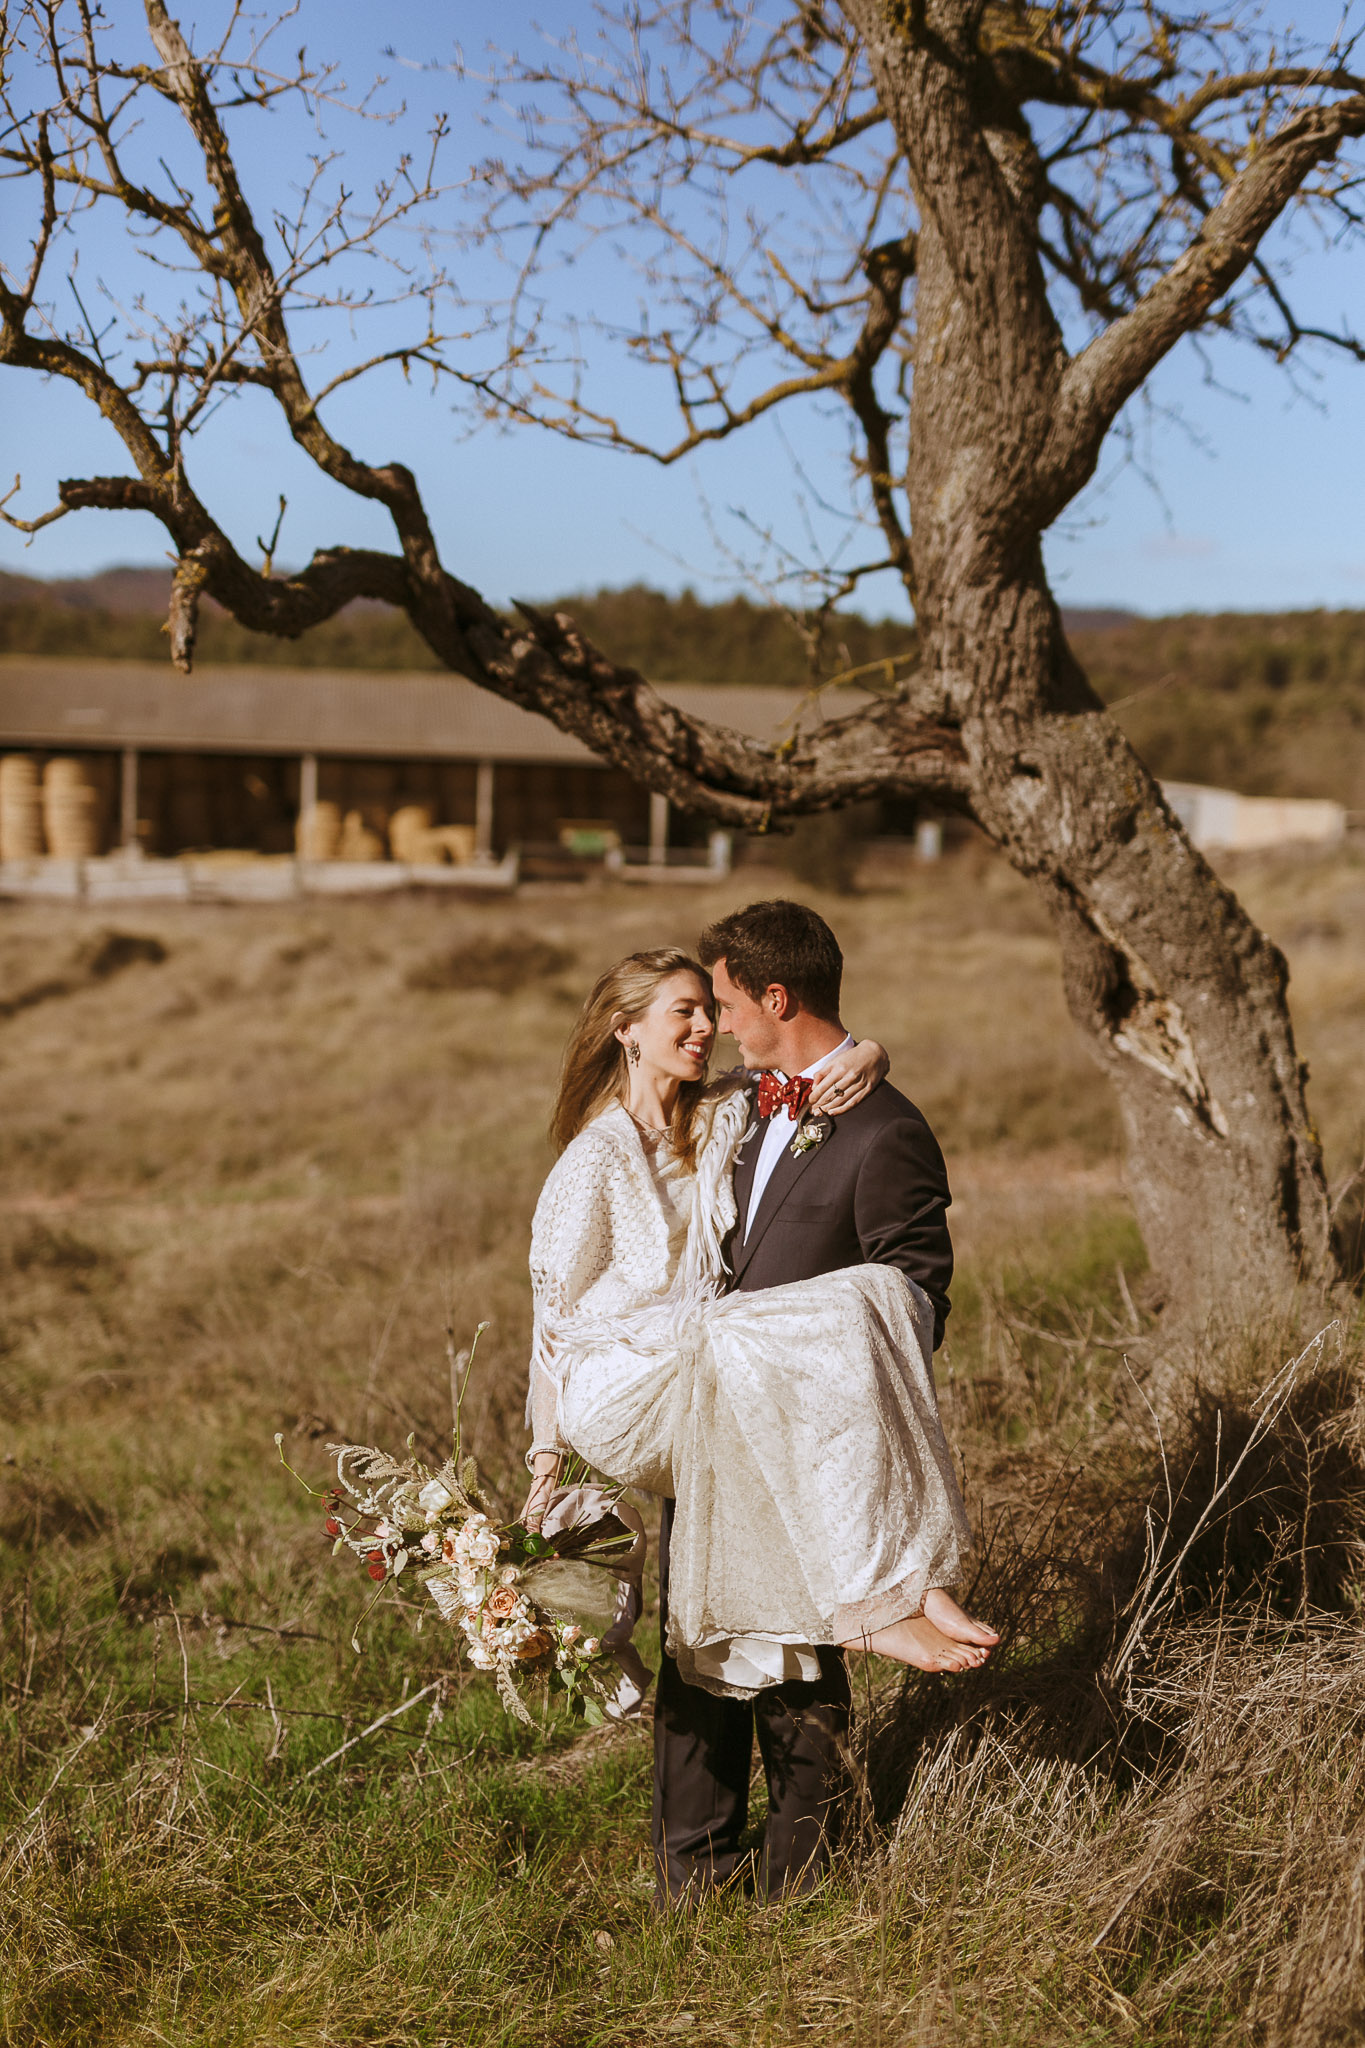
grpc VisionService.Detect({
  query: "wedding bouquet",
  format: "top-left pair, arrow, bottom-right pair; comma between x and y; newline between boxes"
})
284,1435 -> 642,1724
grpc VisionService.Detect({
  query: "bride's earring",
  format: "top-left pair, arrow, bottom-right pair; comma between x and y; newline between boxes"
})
626,1038 -> 641,1067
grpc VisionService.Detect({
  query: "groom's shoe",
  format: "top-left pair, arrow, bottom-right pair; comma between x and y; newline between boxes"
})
653,1849 -> 756,1914
757,1833 -> 837,1906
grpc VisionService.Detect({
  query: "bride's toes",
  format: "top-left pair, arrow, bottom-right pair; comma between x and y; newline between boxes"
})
903,1619 -> 977,1672
923,1586 -> 1000,1648
846,1615 -> 980,1674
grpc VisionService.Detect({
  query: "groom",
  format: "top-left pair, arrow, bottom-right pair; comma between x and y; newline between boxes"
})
652,897 -> 954,1905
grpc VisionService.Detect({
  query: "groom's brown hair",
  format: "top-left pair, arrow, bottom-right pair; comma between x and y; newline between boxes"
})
698,899 -> 842,1020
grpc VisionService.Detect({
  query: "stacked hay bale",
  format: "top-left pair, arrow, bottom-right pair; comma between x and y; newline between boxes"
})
388,807 -> 479,864
43,757 -> 102,859
426,824 -> 478,864
296,800 -> 343,860
336,762 -> 395,859
1,755 -> 46,860
336,809 -> 387,860
389,803 -> 435,863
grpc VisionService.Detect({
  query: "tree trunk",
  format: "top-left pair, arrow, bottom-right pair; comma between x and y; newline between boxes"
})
933,575 -> 1332,1313
846,0 -> 1336,1315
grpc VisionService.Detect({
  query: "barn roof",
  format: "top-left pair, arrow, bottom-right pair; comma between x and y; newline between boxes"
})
0,657 -> 854,764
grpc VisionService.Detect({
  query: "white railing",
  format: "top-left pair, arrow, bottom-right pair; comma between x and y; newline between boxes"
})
605,832 -> 732,882
0,850 -> 520,903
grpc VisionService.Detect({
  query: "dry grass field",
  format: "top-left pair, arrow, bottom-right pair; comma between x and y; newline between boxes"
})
1,844 -> 1363,2046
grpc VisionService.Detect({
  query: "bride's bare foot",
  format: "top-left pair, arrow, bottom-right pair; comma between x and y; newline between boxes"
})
923,1586 -> 999,1649
841,1614 -> 988,1673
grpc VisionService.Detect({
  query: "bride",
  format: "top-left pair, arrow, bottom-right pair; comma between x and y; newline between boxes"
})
522,946 -> 994,1696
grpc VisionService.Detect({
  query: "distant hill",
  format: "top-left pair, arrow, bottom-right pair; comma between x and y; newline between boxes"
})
1071,608 -> 1365,811
0,566 -> 177,613
2,568 -> 1360,806
0,564 -> 429,670
0,564 -> 1129,678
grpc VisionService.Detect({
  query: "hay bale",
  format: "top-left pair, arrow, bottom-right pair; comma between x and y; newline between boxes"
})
337,808 -> 387,861
296,800 -> 343,860
43,757 -> 101,859
424,824 -> 478,866
0,755 -> 45,859
389,804 -> 435,863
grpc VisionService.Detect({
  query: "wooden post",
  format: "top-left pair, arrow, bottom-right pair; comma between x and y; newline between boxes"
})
298,751 -> 319,857
474,760 -> 495,860
119,747 -> 139,856
649,791 -> 669,866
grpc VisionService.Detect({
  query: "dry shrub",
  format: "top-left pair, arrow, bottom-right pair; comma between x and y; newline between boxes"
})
873,1324 -> 1365,1783
405,934 -> 575,994
1270,1838 -> 1365,2048
0,926 -> 166,1020
6,1221 -> 103,1273
74,929 -> 167,978
867,1607 -> 1365,2040
0,1467 -> 108,1548
852,1317 -> 1365,2036
1334,1167 -> 1365,1288
1148,1361 -> 1365,1615
0,973 -> 71,1020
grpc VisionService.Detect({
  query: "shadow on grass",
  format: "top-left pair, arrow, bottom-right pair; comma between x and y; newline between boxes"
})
867,1319 -> 1365,1813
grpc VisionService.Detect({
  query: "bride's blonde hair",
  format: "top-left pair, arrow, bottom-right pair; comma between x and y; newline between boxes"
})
551,948 -> 713,1168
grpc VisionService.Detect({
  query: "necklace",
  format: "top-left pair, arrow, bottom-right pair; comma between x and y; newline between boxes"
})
625,1105 -> 671,1146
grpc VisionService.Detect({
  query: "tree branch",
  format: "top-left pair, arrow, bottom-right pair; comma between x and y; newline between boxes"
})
0,476 -> 72,535
135,1 -> 458,650
843,232 -> 918,598
491,601 -> 969,820
1047,92 -> 1365,495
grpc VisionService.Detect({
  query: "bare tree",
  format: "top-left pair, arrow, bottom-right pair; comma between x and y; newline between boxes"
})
2,1 -> 1362,1319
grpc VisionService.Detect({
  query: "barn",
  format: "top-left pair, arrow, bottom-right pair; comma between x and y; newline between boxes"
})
0,658 -> 833,892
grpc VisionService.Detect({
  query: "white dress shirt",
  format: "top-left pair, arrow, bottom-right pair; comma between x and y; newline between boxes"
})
743,1032 -> 854,1239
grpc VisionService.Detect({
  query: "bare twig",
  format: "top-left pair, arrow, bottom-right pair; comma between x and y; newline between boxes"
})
303,1678 -> 443,1777
1107,1326 -> 1336,1687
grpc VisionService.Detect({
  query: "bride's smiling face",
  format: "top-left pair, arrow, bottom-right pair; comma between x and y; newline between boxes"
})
618,970 -> 715,1084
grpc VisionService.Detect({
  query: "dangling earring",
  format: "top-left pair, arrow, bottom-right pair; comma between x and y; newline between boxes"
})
626,1038 -> 641,1068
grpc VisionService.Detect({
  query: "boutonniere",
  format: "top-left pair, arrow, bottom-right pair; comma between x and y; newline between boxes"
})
789,1112 -> 833,1158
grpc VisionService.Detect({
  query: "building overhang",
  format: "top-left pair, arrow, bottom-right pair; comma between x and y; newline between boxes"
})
0,657 -> 840,765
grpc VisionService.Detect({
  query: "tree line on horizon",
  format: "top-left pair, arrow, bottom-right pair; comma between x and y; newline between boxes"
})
2,570 -> 1361,807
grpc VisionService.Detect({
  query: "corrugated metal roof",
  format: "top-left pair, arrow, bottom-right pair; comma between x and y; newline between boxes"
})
0,657 -> 845,764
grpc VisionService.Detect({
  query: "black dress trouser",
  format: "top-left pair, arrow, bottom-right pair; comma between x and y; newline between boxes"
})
651,1497 -> 852,1903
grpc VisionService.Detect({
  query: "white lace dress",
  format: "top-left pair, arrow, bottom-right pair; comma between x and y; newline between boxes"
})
527,1089 -> 972,1698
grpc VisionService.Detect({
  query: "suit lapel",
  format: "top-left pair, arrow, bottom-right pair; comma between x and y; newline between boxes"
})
726,1081 -> 762,1261
731,1114 -> 836,1281
732,1116 -> 761,1232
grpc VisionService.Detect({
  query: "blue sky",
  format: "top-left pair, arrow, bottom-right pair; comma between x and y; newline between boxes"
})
2,1 -> 1362,618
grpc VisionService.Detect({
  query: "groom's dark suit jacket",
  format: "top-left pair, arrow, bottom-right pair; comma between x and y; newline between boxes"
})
726,1076 -> 953,1348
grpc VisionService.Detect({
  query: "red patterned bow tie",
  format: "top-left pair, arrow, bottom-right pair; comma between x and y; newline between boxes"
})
757,1072 -> 813,1121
